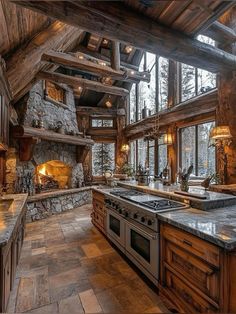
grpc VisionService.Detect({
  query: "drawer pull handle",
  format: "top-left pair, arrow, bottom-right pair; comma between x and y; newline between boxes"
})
183,239 -> 192,247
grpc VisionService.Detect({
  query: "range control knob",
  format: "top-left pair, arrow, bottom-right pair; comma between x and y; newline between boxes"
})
125,211 -> 129,217
133,213 -> 138,219
119,208 -> 122,214
147,219 -> 153,226
141,217 -> 145,223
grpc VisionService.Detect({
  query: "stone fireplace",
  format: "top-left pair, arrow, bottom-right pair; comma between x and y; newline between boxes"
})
36,160 -> 72,190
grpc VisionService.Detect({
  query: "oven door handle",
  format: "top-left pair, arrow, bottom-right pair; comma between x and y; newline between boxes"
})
126,221 -> 158,240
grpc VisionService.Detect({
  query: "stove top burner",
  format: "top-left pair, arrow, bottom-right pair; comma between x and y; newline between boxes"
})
142,199 -> 184,211
110,189 -> 144,197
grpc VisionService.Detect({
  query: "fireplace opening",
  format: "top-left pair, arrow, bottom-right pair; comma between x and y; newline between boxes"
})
35,160 -> 72,192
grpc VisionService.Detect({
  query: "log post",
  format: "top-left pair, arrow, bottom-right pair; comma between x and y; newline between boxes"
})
111,41 -> 120,71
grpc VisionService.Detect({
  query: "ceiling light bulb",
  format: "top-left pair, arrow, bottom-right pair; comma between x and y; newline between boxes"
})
131,70 -> 135,75
105,100 -> 112,108
125,46 -> 133,53
78,55 -> 84,60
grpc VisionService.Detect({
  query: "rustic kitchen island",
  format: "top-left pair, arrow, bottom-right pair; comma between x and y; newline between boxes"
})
92,184 -> 236,313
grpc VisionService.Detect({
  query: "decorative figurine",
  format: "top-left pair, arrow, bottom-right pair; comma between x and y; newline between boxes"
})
178,165 -> 193,192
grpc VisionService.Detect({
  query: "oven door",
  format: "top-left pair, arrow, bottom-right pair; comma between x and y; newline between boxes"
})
107,208 -> 125,252
125,220 -> 159,282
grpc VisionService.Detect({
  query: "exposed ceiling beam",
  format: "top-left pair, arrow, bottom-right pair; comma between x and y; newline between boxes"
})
6,21 -> 83,103
76,45 -> 139,71
202,21 -> 236,44
12,0 -> 236,73
37,70 -> 129,97
110,41 -> 120,71
41,51 -> 150,83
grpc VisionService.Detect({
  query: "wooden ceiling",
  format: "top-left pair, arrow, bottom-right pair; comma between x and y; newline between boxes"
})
1,0 -> 236,106
0,0 -> 51,58
124,0 -> 232,36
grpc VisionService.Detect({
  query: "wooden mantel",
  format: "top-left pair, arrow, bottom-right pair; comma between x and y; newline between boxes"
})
12,125 -> 94,162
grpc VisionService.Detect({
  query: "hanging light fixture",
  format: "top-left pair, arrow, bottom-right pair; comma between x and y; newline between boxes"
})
210,126 -> 232,142
105,95 -> 112,108
121,144 -> 130,153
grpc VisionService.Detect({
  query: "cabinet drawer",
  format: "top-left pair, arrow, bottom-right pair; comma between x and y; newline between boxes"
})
161,224 -> 220,267
164,241 -> 220,302
165,269 -> 218,313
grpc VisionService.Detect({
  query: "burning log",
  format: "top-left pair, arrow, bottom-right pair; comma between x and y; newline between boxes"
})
38,173 -> 59,191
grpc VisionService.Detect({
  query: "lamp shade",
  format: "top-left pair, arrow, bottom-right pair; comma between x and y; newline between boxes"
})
163,133 -> 173,145
210,126 -> 232,140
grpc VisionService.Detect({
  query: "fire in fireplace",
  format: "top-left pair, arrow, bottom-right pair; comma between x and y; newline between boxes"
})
35,160 -> 72,191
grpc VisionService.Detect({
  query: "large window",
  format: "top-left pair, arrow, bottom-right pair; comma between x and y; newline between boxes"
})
92,142 -> 115,176
137,138 -> 147,167
180,122 -> 215,177
130,141 -> 137,171
157,135 -> 168,176
91,118 -> 114,128
129,84 -> 136,124
158,57 -> 169,111
147,140 -> 155,176
181,36 -> 216,102
138,53 -> 157,119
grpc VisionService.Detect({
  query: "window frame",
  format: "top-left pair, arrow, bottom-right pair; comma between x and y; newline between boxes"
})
90,117 -> 116,129
44,80 -> 67,108
179,120 -> 216,177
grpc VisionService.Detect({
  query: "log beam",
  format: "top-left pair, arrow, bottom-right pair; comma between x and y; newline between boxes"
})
76,45 -> 139,71
6,21 -> 83,103
111,41 -> 120,71
202,21 -> 236,45
37,70 -> 129,97
41,51 -> 150,83
12,0 -> 236,73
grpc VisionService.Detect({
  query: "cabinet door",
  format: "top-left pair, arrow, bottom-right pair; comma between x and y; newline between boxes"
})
3,248 -> 11,311
165,269 -> 218,313
164,241 -> 220,302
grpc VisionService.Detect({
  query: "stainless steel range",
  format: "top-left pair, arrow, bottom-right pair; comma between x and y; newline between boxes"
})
105,188 -> 188,285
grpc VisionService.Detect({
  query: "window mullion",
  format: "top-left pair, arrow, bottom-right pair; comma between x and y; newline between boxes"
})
195,126 -> 198,176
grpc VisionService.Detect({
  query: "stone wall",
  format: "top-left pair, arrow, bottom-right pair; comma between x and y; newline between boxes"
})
17,81 -> 78,134
26,188 -> 92,222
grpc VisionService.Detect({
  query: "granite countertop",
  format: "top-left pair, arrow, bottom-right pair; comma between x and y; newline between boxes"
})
0,194 -> 28,247
118,181 -> 236,210
158,206 -> 236,250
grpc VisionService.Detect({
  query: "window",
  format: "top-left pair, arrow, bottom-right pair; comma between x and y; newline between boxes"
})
92,142 -> 115,175
91,118 -> 114,128
157,135 -> 168,176
45,81 -> 66,105
180,36 -> 216,102
180,122 -> 215,177
137,138 -> 148,167
130,141 -> 137,171
129,84 -> 136,124
147,140 -> 155,176
158,57 -> 169,111
138,53 -> 157,120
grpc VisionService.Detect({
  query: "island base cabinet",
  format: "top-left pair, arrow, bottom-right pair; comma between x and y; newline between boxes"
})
160,223 -> 222,313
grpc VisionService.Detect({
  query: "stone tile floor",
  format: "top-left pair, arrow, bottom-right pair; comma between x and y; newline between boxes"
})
8,205 -> 168,313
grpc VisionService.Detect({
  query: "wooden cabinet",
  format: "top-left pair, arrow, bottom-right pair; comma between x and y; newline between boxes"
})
0,205 -> 27,312
160,223 -> 221,313
92,190 -> 106,234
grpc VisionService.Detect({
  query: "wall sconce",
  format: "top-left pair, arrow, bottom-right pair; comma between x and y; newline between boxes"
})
210,125 -> 232,185
163,133 -> 173,145
121,144 -> 130,154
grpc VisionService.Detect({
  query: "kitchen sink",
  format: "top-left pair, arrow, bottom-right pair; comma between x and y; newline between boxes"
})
0,199 -> 13,212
